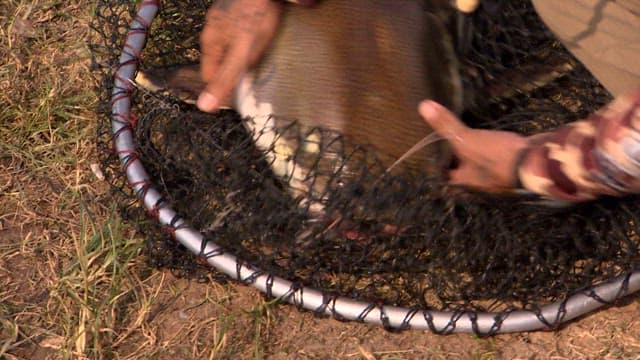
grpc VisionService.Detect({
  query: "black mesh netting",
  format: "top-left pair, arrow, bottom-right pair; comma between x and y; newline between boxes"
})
91,0 -> 640,314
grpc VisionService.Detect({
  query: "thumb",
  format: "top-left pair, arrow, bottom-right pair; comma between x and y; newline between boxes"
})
418,100 -> 468,144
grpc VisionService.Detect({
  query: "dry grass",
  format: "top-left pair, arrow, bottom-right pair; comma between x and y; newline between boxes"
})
1,0 -> 640,359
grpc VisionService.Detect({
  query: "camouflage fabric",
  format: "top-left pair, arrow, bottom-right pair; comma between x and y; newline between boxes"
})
518,90 -> 640,202
522,0 -> 640,202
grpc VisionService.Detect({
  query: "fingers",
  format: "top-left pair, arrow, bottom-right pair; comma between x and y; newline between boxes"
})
418,100 -> 477,172
198,35 -> 253,112
419,100 -> 483,189
199,4 -> 239,87
448,166 -> 488,190
197,1 -> 282,113
419,100 -> 468,146
455,0 -> 480,13
199,28 -> 227,89
198,11 -> 230,112
419,99 -> 528,193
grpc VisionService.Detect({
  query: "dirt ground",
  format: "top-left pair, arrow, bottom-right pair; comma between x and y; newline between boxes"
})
1,1 -> 640,359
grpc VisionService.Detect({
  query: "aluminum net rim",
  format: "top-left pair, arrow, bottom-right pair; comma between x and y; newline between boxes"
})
109,0 -> 640,334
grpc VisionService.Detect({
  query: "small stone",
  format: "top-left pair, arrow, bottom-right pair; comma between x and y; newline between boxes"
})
90,163 -> 105,181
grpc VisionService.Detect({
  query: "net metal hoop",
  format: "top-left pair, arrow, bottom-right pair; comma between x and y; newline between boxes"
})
111,0 -> 640,334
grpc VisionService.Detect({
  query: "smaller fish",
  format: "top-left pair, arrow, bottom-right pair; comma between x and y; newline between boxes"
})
135,63 -> 204,105
135,63 -> 238,110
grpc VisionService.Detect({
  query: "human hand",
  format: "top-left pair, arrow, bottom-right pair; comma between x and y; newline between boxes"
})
418,100 -> 529,193
197,0 -> 282,112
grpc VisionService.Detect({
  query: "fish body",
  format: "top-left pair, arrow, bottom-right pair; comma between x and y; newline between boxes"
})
137,0 -> 462,213
240,0 -> 461,169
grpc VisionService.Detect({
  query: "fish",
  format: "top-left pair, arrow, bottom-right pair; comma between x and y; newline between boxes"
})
136,0 -> 463,215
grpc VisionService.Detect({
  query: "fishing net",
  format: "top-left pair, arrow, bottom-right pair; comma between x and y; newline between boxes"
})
90,0 -> 640,334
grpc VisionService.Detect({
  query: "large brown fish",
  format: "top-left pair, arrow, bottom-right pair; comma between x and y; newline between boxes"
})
137,0 -> 462,213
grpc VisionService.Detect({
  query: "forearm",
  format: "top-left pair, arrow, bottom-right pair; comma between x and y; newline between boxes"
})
518,90 -> 640,202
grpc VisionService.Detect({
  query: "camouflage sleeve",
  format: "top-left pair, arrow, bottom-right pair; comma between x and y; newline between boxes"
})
517,89 -> 640,202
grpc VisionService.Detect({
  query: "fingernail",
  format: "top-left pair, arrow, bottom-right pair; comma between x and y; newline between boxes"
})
419,100 -> 438,118
197,91 -> 218,112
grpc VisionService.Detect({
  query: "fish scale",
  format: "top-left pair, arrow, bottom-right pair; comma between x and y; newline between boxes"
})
136,0 -> 463,214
